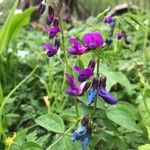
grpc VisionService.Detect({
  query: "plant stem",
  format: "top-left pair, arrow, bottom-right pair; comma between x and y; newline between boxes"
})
142,88 -> 150,118
74,97 -> 79,118
46,123 -> 76,150
59,20 -> 68,69
91,58 -> 100,120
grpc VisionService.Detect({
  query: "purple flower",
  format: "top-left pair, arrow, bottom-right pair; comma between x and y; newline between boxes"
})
83,32 -> 104,50
42,39 -> 60,57
71,116 -> 91,150
104,15 -> 115,27
65,73 -> 89,96
46,6 -> 54,25
104,15 -> 113,24
116,32 -> 124,40
73,59 -> 95,82
45,25 -> 60,39
98,75 -> 117,104
53,18 -> 59,26
68,37 -> 88,55
37,1 -> 46,14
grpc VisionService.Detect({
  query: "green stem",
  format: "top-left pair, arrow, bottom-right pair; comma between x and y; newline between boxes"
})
59,21 -> 68,69
46,123 -> 76,150
74,97 -> 79,118
91,58 -> 100,120
142,89 -> 150,118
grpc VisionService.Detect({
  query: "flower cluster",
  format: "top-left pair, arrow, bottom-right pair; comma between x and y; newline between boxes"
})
66,67 -> 117,105
68,32 -> 104,55
71,116 -> 91,150
37,1 -> 60,57
103,15 -> 131,46
116,32 -> 131,45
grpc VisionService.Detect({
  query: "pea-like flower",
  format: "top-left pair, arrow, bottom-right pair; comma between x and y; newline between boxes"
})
87,78 -> 98,105
37,1 -> 46,14
68,37 -> 88,55
46,6 -> 54,25
98,75 -> 117,104
71,116 -> 91,150
83,32 -> 104,50
104,15 -> 115,27
73,59 -> 96,82
65,73 -> 90,96
87,75 -> 117,105
45,25 -> 60,39
116,32 -> 124,40
42,39 -> 60,57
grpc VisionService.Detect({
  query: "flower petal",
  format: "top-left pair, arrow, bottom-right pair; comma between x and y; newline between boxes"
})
65,73 -> 76,89
87,87 -> 97,105
98,87 -> 117,104
92,32 -> 104,47
83,32 -> 92,46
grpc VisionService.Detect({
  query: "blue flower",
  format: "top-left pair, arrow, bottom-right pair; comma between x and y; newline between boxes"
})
71,116 -> 91,150
87,76 -> 117,105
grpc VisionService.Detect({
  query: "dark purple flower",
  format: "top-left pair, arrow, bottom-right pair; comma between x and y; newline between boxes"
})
124,36 -> 131,45
37,1 -> 46,14
73,59 -> 95,82
83,32 -> 104,50
42,39 -> 60,57
104,37 -> 113,46
71,116 -> 91,150
104,15 -> 113,24
116,32 -> 124,40
45,25 -> 60,39
65,73 -> 89,96
46,6 -> 54,25
68,37 -> 88,55
98,75 -> 117,104
87,78 -> 98,105
53,18 -> 59,26
104,15 -> 115,27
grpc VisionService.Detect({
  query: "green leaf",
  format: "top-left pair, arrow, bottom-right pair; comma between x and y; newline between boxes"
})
100,64 -> 132,93
20,142 -> 42,150
0,3 -> 35,55
106,102 -> 142,133
35,114 -> 65,133
0,0 -> 19,55
97,7 -> 110,20
138,144 -> 150,150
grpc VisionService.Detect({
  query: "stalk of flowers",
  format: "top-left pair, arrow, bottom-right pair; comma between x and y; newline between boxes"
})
68,32 -> 104,55
66,31 -> 117,149
37,1 -> 61,57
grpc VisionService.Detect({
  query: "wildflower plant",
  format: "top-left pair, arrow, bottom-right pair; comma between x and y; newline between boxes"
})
0,1 -> 149,150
